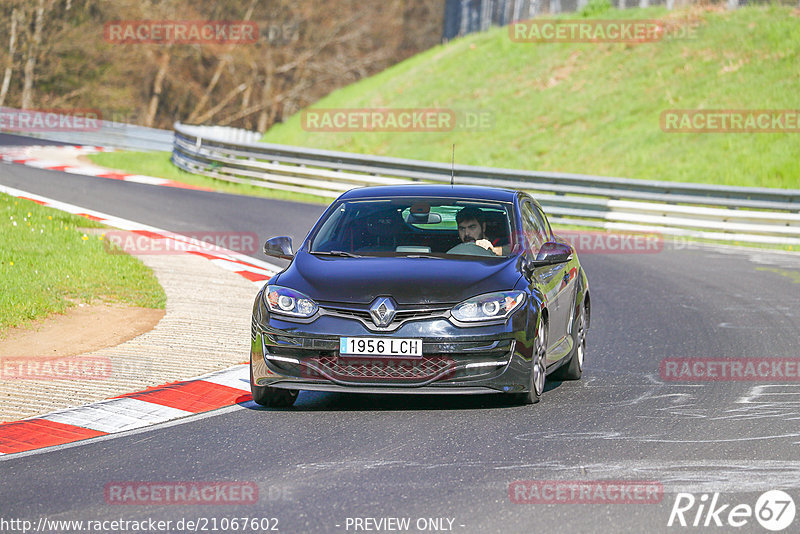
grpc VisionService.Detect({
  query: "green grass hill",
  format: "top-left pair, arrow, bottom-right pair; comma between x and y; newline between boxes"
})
262,4 -> 800,189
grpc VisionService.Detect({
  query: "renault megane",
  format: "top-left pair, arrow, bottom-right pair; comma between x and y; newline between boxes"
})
250,185 -> 589,407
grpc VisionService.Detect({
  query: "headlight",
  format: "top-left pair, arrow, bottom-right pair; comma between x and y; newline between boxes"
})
451,291 -> 525,323
263,285 -> 318,318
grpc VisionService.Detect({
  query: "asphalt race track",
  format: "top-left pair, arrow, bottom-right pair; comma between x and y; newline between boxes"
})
2,133 -> 800,533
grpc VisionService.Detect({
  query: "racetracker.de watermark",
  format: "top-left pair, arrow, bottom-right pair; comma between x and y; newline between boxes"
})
510,19 -> 665,43
660,358 -> 800,382
0,356 -> 153,381
102,230 -> 258,255
104,482 -> 259,505
0,108 -> 101,132
661,110 -> 800,133
104,20 -> 258,45
1,356 -> 111,380
300,108 -> 494,132
557,230 -> 663,254
509,480 -> 663,504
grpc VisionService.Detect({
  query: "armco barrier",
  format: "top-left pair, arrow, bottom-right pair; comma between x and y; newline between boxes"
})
172,122 -> 793,246
0,107 -> 173,151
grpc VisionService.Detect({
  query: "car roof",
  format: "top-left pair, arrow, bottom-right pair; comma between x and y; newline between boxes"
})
338,184 -> 520,203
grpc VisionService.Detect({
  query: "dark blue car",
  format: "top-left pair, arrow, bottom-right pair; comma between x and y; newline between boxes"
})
251,185 -> 590,406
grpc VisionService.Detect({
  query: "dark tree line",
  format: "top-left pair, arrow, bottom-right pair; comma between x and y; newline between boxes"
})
0,0 -> 443,131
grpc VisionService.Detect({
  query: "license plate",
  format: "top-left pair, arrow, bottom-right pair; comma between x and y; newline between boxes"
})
340,337 -> 422,357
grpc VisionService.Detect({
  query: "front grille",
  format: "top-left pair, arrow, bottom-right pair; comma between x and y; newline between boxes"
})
320,303 -> 452,330
325,308 -> 372,321
306,355 -> 455,383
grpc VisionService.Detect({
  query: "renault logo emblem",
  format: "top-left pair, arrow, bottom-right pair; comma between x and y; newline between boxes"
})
369,297 -> 397,327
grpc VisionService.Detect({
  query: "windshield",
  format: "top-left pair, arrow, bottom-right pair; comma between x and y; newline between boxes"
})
310,197 -> 517,258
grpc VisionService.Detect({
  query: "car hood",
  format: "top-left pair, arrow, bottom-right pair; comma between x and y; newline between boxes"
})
274,251 -> 523,305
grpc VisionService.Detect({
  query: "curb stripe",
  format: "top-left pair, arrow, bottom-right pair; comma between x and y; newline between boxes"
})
17,196 -> 46,205
236,270 -> 272,282
0,184 -> 280,287
124,175 -> 169,186
0,419 -> 108,454
0,365 -> 253,457
201,370 -> 252,392
2,149 -> 276,288
97,172 -> 131,180
0,145 -> 213,192
120,380 -> 253,413
190,251 -> 273,272
41,398 -> 194,434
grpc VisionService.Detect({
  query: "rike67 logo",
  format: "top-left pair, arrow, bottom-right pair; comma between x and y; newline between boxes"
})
668,490 -> 796,531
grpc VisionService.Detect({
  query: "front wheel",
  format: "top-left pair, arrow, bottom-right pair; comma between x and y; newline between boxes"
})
250,364 -> 298,407
552,298 -> 586,381
511,318 -> 547,405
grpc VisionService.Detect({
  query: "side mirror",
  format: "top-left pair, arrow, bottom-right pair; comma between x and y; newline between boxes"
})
524,242 -> 573,275
263,236 -> 294,260
533,241 -> 573,266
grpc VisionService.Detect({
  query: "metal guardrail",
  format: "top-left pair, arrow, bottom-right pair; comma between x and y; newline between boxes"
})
172,122 -> 800,246
0,107 -> 173,151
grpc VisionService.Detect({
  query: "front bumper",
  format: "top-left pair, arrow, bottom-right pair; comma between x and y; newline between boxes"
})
251,301 -> 537,395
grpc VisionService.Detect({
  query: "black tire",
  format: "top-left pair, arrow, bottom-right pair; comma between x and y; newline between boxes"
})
250,364 -> 299,407
551,297 -> 586,381
510,317 -> 547,405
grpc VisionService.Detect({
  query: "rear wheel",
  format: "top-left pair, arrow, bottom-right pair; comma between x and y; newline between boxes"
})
552,298 -> 586,381
250,364 -> 298,407
511,318 -> 547,405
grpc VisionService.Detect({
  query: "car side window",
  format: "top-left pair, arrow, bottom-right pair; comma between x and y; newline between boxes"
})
533,204 -> 552,241
521,202 -> 545,255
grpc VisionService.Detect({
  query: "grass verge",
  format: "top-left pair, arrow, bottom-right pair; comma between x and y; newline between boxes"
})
261,4 -> 800,190
0,193 -> 166,334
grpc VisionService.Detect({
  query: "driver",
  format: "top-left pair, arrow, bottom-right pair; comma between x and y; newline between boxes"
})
455,207 -> 508,256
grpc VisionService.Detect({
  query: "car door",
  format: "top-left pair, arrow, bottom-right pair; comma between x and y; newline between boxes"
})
520,200 -> 567,363
533,202 -> 576,359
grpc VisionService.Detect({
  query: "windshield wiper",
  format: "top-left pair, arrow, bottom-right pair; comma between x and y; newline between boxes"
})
403,254 -> 442,259
311,250 -> 363,258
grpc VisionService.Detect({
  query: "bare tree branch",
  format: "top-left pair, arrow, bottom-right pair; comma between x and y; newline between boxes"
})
145,51 -> 171,127
193,83 -> 247,124
0,8 -> 20,107
186,0 -> 259,123
21,0 -> 47,108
